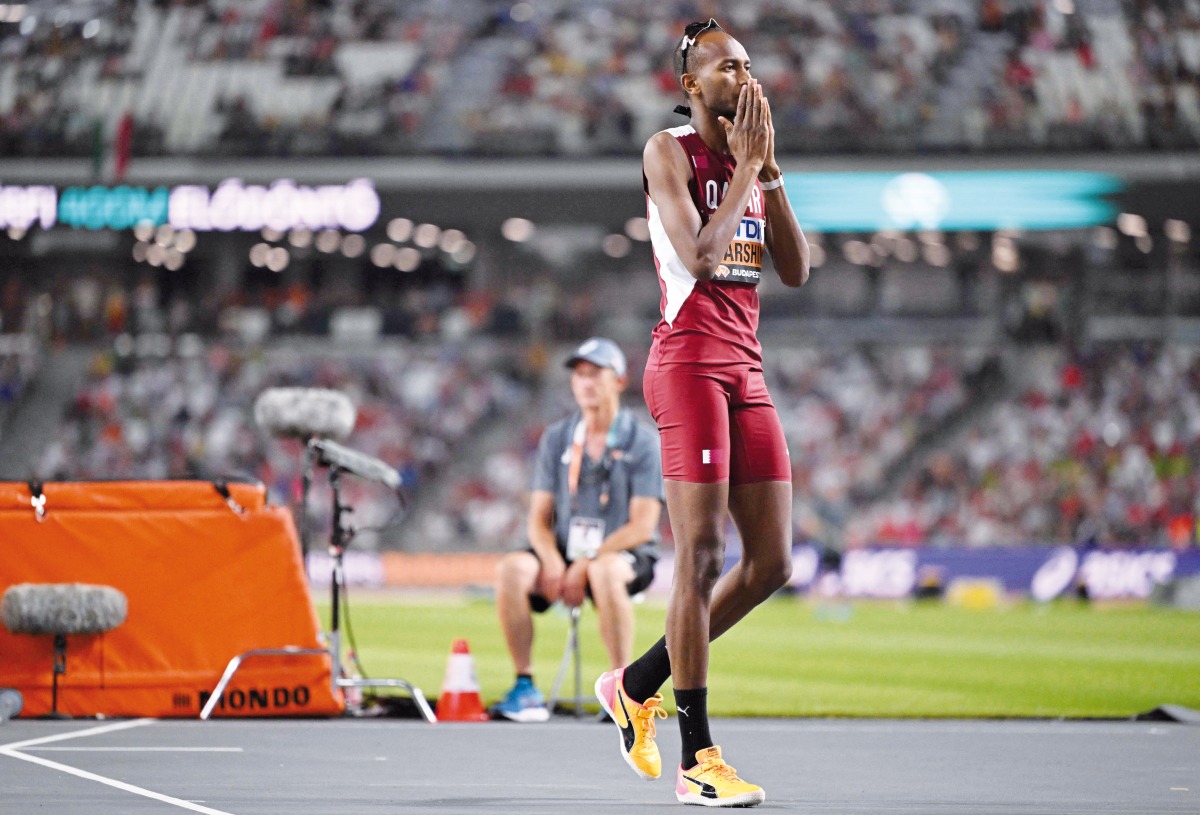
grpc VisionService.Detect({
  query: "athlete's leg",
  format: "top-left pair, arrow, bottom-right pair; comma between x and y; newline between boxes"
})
620,483 -> 789,704
628,362 -> 733,696
587,552 -> 638,670
495,551 -> 541,674
624,379 -> 793,703
718,480 -> 793,631
713,372 -> 793,633
664,478 -> 728,770
593,552 -> 669,781
672,377 -> 786,803
601,363 -> 729,779
663,480 -> 729,689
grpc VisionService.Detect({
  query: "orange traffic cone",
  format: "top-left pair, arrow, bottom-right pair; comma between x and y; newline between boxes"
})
436,639 -> 489,722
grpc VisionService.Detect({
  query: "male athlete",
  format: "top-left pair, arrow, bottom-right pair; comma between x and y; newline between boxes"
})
595,19 -> 809,807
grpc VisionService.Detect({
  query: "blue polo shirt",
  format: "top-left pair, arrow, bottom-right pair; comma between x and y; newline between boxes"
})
531,408 -> 663,563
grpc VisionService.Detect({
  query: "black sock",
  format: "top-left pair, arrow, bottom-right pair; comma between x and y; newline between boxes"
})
517,673 -> 533,683
621,636 -> 671,702
674,687 -> 713,769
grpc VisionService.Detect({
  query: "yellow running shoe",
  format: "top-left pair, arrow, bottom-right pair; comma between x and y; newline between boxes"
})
594,668 -> 668,780
675,746 -> 766,807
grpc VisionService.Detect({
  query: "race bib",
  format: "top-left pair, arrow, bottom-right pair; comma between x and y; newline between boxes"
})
713,216 -> 764,285
566,517 -> 606,561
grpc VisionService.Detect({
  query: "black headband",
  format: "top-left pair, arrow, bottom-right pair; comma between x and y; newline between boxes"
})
674,19 -> 723,118
679,18 -> 723,74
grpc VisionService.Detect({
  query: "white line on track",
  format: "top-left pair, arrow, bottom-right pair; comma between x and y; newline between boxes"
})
27,747 -> 244,752
183,718 -> 1168,736
0,717 -> 156,751
0,719 -> 240,815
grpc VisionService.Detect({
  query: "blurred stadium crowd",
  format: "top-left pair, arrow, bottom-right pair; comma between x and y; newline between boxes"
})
861,345 -> 1200,550
2,0 -> 1199,157
14,320 -> 1198,552
33,338 -> 536,546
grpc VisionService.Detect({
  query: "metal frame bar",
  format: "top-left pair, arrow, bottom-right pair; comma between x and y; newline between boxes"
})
546,606 -> 588,717
199,647 -> 327,720
337,677 -> 436,722
199,647 -> 438,723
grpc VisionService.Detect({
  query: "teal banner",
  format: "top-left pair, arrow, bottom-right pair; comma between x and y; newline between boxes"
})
784,171 -> 1121,232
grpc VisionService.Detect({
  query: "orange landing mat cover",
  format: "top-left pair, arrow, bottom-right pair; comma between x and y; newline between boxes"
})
0,481 -> 343,718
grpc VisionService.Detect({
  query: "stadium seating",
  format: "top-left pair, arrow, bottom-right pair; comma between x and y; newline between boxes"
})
0,333 -> 39,431
2,0 -> 1197,156
861,344 -> 1200,549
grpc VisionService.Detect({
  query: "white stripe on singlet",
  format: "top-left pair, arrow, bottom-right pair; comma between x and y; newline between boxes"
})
647,195 -> 698,327
664,123 -> 696,138
648,125 -> 699,327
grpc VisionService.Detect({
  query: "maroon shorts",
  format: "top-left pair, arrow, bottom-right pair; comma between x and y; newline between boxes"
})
643,363 -> 792,485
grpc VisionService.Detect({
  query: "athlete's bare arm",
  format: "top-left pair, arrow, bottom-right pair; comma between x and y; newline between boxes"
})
759,93 -> 809,287
644,84 -> 765,282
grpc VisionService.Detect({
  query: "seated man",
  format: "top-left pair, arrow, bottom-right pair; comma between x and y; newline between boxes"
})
492,338 -> 663,722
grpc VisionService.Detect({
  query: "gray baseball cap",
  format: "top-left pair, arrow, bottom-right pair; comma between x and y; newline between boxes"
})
565,337 -> 627,377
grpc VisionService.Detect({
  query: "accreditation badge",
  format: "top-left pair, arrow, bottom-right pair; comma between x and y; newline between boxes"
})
566,517 -> 606,561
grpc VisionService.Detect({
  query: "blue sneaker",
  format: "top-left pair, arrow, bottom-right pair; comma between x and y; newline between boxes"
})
491,677 -> 551,723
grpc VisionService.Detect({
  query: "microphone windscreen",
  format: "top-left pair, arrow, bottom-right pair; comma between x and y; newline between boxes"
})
310,439 -> 401,490
254,388 -> 357,441
2,584 -> 128,636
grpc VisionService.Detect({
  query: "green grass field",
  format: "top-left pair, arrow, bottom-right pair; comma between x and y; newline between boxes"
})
316,593 -> 1200,718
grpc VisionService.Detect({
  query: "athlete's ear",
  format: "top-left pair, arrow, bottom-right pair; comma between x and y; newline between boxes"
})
679,71 -> 701,98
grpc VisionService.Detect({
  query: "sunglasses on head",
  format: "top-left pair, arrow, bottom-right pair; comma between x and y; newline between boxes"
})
679,18 -> 723,72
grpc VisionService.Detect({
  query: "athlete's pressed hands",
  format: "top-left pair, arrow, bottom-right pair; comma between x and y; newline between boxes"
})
721,80 -> 808,289
595,18 -> 810,809
751,82 -> 809,288
718,82 -> 769,177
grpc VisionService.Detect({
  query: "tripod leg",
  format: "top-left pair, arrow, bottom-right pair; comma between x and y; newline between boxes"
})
300,442 -> 314,562
573,612 -> 583,717
49,634 -> 67,719
547,612 -> 575,714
